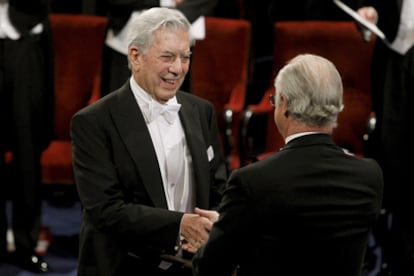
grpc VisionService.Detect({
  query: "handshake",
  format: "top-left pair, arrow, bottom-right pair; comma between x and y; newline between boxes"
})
180,207 -> 219,253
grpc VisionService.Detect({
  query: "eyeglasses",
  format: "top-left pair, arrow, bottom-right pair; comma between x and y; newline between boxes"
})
269,94 -> 276,107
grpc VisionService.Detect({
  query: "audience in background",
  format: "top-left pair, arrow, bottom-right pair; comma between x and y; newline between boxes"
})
192,54 -> 384,276
71,7 -> 227,276
0,0 -> 54,273
1,1 -> 407,275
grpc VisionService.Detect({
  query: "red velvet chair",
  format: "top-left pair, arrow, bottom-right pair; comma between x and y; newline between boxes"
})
40,14 -> 107,186
191,17 -> 251,171
240,21 -> 376,164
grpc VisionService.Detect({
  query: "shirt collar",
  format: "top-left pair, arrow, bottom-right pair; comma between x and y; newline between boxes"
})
285,132 -> 320,144
130,77 -> 181,124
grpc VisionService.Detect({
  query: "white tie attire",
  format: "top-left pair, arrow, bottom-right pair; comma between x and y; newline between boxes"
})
0,1 -> 20,39
130,77 -> 195,213
0,1 -> 43,40
389,0 -> 414,55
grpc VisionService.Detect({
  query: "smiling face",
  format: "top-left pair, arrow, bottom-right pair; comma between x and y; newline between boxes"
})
129,28 -> 191,103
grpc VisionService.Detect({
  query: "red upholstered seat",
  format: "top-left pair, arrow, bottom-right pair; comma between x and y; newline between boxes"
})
191,17 -> 251,171
241,21 -> 375,164
41,14 -> 107,185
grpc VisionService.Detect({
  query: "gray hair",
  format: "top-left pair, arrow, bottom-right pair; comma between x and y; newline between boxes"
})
274,54 -> 344,128
127,7 -> 193,54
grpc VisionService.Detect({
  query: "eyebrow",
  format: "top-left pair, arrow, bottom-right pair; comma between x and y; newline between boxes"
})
160,50 -> 192,56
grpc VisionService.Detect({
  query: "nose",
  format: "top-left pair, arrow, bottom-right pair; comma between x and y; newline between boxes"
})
169,56 -> 189,74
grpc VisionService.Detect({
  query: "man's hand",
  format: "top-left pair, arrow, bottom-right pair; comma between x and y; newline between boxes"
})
180,213 -> 212,253
357,6 -> 378,24
194,207 -> 219,224
357,6 -> 378,41
180,208 -> 219,253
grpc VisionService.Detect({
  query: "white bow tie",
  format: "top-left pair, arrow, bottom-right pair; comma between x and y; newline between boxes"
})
143,100 -> 181,124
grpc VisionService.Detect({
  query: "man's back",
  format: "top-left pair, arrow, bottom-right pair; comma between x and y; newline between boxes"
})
193,54 -> 383,276
194,134 -> 383,276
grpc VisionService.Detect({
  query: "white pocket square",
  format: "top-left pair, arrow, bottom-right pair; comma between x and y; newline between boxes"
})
207,145 -> 214,162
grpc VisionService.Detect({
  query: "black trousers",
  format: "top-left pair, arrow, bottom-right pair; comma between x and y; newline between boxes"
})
369,43 -> 414,275
0,34 -> 53,255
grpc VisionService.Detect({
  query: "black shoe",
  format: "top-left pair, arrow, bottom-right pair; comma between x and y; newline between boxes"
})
7,251 -> 50,273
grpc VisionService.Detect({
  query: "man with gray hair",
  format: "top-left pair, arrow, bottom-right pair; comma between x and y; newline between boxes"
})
193,54 -> 384,276
71,7 -> 227,276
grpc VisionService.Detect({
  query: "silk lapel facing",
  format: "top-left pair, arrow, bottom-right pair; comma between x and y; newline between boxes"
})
176,93 -> 211,209
110,84 -> 168,208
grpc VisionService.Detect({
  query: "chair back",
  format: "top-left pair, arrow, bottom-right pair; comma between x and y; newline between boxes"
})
191,16 -> 251,170
41,14 -> 107,185
50,14 -> 108,140
265,20 -> 375,157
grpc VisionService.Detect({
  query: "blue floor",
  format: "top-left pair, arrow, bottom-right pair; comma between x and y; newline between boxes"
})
0,201 -> 81,276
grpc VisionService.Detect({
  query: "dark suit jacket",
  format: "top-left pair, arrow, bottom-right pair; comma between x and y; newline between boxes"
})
356,0 -> 403,134
104,0 -> 218,34
357,0 -> 413,215
193,134 -> 383,276
71,81 -> 227,276
270,0 -> 361,21
8,0 -> 49,35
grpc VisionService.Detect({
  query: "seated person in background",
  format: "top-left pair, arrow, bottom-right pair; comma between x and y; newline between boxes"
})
70,7 -> 227,276
192,54 -> 384,276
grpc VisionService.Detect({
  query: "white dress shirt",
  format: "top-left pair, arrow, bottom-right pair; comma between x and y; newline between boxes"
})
0,1 -> 19,39
0,1 -> 43,40
130,77 -> 195,213
389,0 -> 414,55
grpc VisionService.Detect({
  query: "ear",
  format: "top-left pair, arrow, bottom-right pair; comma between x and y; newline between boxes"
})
128,46 -> 140,68
279,94 -> 289,117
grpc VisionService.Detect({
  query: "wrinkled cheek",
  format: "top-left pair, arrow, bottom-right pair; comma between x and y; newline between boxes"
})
183,63 -> 190,74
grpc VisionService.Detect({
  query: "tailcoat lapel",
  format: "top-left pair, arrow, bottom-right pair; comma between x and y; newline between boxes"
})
177,93 -> 211,208
110,84 -> 168,208
108,86 -> 211,209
